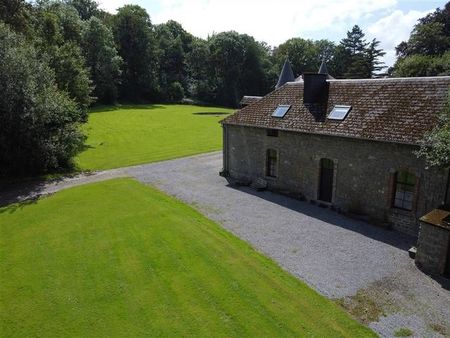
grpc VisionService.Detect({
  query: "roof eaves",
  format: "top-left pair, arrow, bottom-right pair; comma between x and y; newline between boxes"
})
221,121 -> 421,146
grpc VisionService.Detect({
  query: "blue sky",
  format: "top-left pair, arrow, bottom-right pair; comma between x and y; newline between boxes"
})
99,0 -> 445,67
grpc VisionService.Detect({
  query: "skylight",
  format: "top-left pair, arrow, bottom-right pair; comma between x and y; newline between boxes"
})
272,105 -> 291,118
328,105 -> 352,120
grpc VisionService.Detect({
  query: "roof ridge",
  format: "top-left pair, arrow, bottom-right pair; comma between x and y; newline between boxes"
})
283,76 -> 450,85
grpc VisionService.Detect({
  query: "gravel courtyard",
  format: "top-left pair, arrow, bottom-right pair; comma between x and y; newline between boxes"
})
2,152 -> 450,337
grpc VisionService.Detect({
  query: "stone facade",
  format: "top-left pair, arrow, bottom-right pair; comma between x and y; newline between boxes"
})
222,124 -> 449,236
416,210 -> 450,276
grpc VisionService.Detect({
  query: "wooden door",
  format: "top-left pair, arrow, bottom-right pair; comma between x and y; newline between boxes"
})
319,158 -> 334,203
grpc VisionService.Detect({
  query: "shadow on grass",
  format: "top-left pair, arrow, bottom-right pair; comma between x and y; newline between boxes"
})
223,177 -> 416,252
0,167 -> 87,211
193,112 -> 230,116
89,104 -> 167,113
0,178 -> 47,211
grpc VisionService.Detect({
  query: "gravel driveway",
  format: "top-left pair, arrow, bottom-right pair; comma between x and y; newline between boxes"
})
2,152 -> 450,337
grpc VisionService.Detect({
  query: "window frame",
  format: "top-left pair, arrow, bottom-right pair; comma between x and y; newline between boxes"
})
271,105 -> 291,118
267,129 -> 279,137
392,171 -> 416,211
328,105 -> 352,120
266,149 -> 278,178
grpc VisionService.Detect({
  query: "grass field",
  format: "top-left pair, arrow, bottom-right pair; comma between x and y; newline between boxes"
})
0,178 -> 375,337
75,104 -> 232,171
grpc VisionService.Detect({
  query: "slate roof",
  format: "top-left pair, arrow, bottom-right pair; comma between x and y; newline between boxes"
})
222,76 -> 450,145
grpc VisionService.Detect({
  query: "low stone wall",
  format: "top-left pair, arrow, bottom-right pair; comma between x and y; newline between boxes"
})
416,220 -> 450,275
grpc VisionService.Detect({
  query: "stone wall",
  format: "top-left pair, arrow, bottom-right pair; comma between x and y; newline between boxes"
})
416,221 -> 450,275
223,124 -> 449,236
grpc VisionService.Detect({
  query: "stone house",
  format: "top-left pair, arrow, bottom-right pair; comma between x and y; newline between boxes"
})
220,62 -> 450,244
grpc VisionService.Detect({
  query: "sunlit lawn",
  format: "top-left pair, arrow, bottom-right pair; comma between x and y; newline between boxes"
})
75,104 -> 232,171
0,178 -> 375,337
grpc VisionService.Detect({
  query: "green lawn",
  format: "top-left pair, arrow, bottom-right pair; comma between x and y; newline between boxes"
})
0,178 -> 375,337
75,104 -> 232,171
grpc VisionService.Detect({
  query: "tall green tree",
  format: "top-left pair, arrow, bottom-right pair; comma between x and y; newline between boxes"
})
155,20 -> 192,101
272,38 -> 320,76
186,37 -> 214,102
0,0 -> 32,34
208,31 -> 272,107
0,23 -> 86,176
82,16 -> 122,103
112,5 -> 157,100
66,0 -> 99,20
339,25 -> 385,78
393,2 -> 450,77
34,2 -> 93,119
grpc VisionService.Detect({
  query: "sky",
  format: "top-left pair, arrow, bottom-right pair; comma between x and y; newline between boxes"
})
98,0 -> 445,67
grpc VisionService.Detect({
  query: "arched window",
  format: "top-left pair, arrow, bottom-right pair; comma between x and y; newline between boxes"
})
266,149 -> 278,178
393,171 -> 416,211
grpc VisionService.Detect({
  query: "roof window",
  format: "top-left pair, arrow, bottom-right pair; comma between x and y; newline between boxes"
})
272,105 -> 291,118
328,105 -> 351,120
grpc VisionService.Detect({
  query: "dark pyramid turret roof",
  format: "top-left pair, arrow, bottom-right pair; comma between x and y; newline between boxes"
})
275,59 -> 295,89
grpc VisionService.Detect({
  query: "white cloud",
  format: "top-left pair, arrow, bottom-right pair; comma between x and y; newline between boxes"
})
153,0 -> 397,46
367,9 -> 432,67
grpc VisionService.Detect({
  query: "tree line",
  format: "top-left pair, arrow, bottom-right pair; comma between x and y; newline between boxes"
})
392,2 -> 450,76
0,0 -> 448,176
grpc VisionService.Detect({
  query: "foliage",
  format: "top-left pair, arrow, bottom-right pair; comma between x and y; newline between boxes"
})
76,104 -> 232,170
82,17 -> 122,103
49,42 -> 93,118
394,328 -> 413,337
339,25 -> 385,78
416,93 -> 450,168
0,178 -> 377,337
167,81 -> 184,101
154,20 -> 192,101
0,0 -> 32,34
394,52 -> 450,77
112,5 -> 157,101
66,0 -> 99,20
0,23 -> 85,176
208,31 -> 273,107
393,2 -> 450,76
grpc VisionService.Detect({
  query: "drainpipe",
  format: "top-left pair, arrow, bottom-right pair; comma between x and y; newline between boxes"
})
220,124 -> 229,177
444,169 -> 450,207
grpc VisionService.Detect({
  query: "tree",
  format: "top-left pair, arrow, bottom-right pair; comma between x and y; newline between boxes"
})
339,25 -> 385,78
272,38 -> 320,76
0,0 -> 32,34
208,31 -> 272,107
416,93 -> 450,168
82,17 -> 122,103
112,5 -> 157,100
408,22 -> 450,56
0,23 -> 86,176
50,42 -> 93,119
66,0 -> 99,20
186,37 -> 214,102
393,3 -> 450,77
32,1 -> 93,117
154,21 -> 192,101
